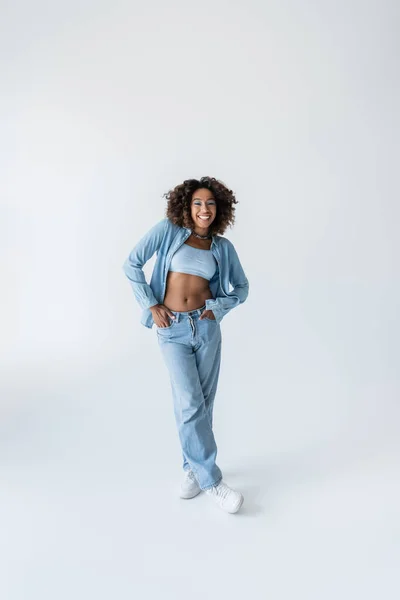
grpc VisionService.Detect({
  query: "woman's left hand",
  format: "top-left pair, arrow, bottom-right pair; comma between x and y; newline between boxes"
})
199,309 -> 216,321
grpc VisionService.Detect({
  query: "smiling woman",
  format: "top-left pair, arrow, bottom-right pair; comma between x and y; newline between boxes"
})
122,176 -> 249,513
163,187 -> 218,312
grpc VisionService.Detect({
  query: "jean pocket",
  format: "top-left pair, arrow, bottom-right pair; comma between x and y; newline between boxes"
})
157,317 -> 176,330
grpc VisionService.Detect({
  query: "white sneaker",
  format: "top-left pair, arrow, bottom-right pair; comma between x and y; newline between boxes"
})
205,480 -> 244,513
179,470 -> 201,499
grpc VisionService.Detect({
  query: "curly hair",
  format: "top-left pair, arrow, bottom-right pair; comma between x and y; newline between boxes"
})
163,176 -> 238,236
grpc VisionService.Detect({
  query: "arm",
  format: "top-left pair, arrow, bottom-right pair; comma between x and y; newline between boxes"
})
122,218 -> 167,310
205,240 -> 249,323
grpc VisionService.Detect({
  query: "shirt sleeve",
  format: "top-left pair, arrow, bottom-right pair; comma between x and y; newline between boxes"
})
122,219 -> 167,310
205,239 -> 249,322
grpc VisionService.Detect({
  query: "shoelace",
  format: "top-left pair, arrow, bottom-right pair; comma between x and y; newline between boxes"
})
186,470 -> 196,482
209,482 -> 230,500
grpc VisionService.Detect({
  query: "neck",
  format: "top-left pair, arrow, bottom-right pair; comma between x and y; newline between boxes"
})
192,227 -> 211,238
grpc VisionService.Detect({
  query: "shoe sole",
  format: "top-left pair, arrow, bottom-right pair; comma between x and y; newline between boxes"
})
179,488 -> 202,499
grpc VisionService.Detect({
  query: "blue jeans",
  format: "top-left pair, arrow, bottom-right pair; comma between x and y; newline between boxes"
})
156,304 -> 223,490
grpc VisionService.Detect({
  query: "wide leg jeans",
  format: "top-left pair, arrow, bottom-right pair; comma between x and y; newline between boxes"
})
156,305 -> 223,490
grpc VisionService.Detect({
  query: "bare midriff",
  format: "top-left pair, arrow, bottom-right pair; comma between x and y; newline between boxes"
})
162,241 -> 215,311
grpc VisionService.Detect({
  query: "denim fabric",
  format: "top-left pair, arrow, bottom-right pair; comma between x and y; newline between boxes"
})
156,304 -> 223,490
122,218 -> 249,328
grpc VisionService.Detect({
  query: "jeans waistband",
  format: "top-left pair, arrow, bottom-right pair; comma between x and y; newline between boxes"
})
169,304 -> 206,322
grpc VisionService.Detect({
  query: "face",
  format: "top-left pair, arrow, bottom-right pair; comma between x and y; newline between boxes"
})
190,188 -> 217,231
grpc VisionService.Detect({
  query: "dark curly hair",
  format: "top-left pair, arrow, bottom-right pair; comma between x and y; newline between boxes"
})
163,176 -> 238,236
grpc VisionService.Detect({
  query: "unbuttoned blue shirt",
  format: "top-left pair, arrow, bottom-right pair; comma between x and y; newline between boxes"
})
122,218 -> 249,328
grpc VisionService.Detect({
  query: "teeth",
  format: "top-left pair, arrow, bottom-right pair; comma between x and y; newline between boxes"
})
199,216 -> 210,220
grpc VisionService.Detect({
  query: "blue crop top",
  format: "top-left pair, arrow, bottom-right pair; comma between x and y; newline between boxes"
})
169,243 -> 217,281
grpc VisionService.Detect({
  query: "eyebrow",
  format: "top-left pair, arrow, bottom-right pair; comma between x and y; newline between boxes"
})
192,197 -> 215,201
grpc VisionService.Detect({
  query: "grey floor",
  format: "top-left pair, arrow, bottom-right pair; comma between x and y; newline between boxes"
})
1,356 -> 399,600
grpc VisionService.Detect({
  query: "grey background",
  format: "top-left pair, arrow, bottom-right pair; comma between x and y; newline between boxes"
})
1,1 -> 399,598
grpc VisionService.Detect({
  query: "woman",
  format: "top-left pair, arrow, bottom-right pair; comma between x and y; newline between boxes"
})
122,176 -> 249,514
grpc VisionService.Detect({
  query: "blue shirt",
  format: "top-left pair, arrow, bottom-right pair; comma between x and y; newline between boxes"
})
122,218 -> 249,328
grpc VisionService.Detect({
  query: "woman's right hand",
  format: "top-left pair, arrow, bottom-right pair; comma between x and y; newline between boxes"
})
150,304 -> 176,328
